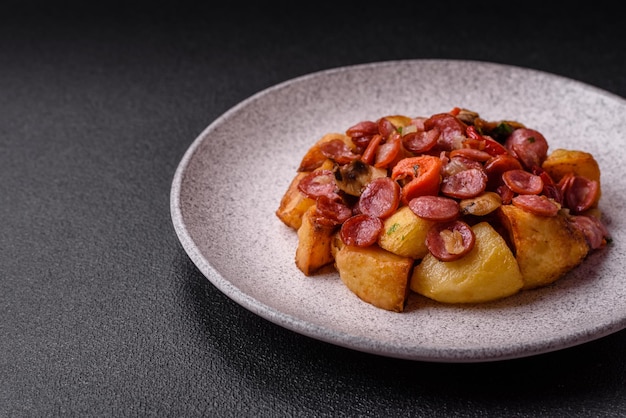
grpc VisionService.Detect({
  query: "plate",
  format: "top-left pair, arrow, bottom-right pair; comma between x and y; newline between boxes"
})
170,59 -> 626,362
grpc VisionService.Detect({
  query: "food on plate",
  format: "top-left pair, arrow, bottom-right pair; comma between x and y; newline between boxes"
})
411,222 -> 523,303
276,108 -> 610,312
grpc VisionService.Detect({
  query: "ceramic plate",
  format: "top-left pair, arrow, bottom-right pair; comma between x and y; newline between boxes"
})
170,60 -> 626,362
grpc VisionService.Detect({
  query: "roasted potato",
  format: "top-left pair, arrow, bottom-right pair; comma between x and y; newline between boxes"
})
276,172 -> 315,230
334,243 -> 413,312
410,222 -> 524,303
377,206 -> 433,259
497,204 -> 589,289
295,205 -> 336,276
276,159 -> 335,230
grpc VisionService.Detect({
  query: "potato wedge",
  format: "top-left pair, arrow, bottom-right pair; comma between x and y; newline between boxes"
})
497,204 -> 589,289
411,222 -> 523,303
377,206 -> 434,259
295,205 -> 335,276
334,243 -> 413,312
276,172 -> 315,230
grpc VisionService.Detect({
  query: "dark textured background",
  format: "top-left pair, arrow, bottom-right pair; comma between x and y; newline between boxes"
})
1,3 -> 625,416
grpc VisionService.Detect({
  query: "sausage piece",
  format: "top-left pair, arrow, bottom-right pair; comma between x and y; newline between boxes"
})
340,214 -> 384,247
298,170 -> 340,200
502,169 -> 544,195
423,113 -> 467,151
408,195 -> 460,222
511,194 -> 560,216
504,128 -> 548,170
426,220 -> 476,261
358,177 -> 401,219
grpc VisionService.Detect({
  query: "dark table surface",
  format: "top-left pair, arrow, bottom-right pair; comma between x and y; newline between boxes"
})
2,3 -> 625,417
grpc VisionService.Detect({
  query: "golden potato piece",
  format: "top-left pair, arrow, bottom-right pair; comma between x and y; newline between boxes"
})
377,206 -> 433,259
295,205 -> 335,276
276,172 -> 315,230
411,222 -> 523,304
334,243 -> 413,312
498,204 -> 589,289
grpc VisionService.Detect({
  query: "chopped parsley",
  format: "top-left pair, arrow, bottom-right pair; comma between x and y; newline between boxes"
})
387,223 -> 400,235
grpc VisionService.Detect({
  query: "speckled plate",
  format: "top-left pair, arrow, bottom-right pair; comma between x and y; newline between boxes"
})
170,59 -> 626,362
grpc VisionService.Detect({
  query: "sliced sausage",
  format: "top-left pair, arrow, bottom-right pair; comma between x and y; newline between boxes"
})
564,176 -> 600,214
502,169 -> 544,195
449,147 -> 492,162
402,128 -> 439,154
426,220 -> 476,261
298,169 -> 340,200
358,177 -> 401,219
511,194 -> 560,216
408,195 -> 460,222
314,195 -> 353,227
484,154 -> 523,190
570,215 -> 609,249
504,128 -> 548,170
440,168 -> 487,199
374,132 -> 402,168
340,214 -> 384,247
423,113 -> 467,151
346,120 -> 378,150
319,139 -> 360,165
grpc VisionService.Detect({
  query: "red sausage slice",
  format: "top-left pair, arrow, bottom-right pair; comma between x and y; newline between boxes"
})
564,176 -> 600,214
346,120 -> 378,138
402,129 -> 439,154
484,154 -> 523,190
426,220 -> 476,261
504,128 -> 548,170
502,169 -> 544,195
441,168 -> 487,199
298,170 -> 340,200
314,195 -> 353,227
377,117 -> 397,138
423,113 -> 467,151
570,215 -> 609,249
449,147 -> 492,162
358,177 -> 401,219
346,120 -> 378,149
511,194 -> 560,216
374,132 -> 402,168
532,167 -> 562,203
340,214 -> 384,247
408,195 -> 460,222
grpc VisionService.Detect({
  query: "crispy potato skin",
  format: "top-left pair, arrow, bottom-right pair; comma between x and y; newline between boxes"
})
410,222 -> 524,304
276,172 -> 315,230
497,205 -> 589,289
334,244 -> 413,312
295,205 -> 335,276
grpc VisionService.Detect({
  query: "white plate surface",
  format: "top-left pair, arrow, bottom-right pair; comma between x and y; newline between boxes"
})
171,59 -> 626,362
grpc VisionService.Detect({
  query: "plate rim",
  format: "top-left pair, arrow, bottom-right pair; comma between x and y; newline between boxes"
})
170,58 -> 626,362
